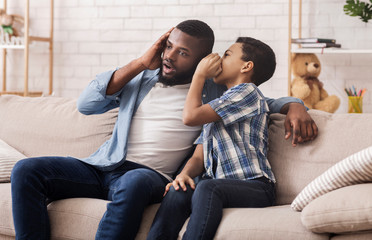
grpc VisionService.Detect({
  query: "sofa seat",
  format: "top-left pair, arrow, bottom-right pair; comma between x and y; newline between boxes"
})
0,184 -> 13,238
179,205 -> 328,240
0,181 -> 327,240
330,231 -> 372,240
0,182 -> 159,240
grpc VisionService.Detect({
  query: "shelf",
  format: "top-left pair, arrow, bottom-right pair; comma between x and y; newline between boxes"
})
291,48 -> 372,54
1,0 -> 54,97
0,91 -> 42,97
0,45 -> 25,49
0,36 -> 52,49
287,0 -> 372,96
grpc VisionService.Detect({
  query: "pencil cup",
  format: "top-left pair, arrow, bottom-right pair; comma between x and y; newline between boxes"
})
348,96 -> 363,113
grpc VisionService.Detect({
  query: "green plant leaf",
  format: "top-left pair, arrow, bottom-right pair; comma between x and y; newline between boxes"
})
344,0 -> 372,23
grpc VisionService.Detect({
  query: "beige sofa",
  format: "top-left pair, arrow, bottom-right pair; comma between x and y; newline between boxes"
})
1,94 -> 372,240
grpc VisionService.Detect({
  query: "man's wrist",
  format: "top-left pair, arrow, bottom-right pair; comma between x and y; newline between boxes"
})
280,102 -> 303,114
133,58 -> 148,72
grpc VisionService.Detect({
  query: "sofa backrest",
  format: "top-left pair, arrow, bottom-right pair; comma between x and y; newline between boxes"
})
268,110 -> 372,205
2,95 -> 372,206
0,95 -> 118,158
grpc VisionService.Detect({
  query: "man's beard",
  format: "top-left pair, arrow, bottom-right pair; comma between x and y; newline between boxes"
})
158,67 -> 195,86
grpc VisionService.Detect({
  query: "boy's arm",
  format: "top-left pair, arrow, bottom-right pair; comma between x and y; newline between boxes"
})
164,144 -> 204,194
183,54 -> 222,126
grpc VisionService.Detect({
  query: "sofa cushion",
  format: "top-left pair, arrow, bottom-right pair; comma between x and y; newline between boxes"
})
47,198 -> 107,239
178,205 -> 328,240
301,184 -> 372,234
0,95 -> 117,158
330,231 -> 372,240
0,139 -> 26,183
0,186 -> 160,240
48,198 -> 159,240
0,183 -> 15,237
268,110 -> 372,205
291,146 -> 372,211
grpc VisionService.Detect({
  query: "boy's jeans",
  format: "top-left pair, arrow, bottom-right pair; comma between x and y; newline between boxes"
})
147,177 -> 275,240
11,156 -> 168,240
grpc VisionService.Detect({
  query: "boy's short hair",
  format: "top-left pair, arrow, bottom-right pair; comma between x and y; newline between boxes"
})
236,37 -> 276,86
176,20 -> 215,57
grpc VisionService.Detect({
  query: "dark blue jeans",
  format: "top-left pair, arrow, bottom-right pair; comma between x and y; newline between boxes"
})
147,177 -> 275,240
10,156 -> 168,240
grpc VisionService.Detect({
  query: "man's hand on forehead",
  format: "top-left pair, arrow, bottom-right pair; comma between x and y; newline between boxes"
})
138,27 -> 174,70
159,27 -> 175,49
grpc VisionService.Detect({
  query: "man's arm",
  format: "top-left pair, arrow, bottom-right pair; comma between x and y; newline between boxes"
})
76,69 -> 121,115
106,28 -> 173,95
265,96 -> 304,114
77,28 -> 173,115
280,102 -> 318,147
265,96 -> 318,146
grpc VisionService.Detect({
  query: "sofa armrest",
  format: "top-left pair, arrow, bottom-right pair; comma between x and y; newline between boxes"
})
301,183 -> 372,233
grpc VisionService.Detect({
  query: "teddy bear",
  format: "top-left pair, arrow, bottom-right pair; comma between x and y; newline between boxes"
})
0,9 -> 24,37
291,53 -> 340,113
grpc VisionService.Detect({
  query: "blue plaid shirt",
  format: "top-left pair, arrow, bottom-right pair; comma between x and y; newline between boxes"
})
195,83 -> 275,182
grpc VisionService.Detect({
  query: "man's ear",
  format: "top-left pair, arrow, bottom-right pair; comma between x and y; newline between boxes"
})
241,61 -> 254,73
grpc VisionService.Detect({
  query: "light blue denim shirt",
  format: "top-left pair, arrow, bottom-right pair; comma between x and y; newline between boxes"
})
77,68 -> 303,171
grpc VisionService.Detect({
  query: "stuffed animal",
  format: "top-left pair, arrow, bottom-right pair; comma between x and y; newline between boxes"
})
291,53 -> 340,113
0,9 -> 24,37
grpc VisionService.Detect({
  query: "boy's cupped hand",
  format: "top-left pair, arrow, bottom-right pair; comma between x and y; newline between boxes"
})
194,53 -> 222,80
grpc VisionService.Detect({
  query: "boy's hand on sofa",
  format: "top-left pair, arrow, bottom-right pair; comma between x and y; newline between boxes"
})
284,103 -> 318,147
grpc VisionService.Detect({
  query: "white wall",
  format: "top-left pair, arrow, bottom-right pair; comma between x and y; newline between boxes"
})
1,0 -> 372,113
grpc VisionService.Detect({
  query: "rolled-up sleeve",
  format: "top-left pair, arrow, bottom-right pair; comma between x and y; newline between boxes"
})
77,69 -> 122,115
265,96 -> 305,114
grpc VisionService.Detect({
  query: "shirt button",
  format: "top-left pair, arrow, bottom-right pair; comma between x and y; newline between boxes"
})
202,94 -> 206,98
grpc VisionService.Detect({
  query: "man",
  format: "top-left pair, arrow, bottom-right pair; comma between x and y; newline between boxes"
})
11,20 -> 317,240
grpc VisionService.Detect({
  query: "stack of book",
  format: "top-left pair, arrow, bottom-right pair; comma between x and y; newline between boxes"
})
291,38 -> 341,48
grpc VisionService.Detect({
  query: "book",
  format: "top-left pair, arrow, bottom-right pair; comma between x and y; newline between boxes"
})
300,42 -> 341,48
291,38 -> 336,44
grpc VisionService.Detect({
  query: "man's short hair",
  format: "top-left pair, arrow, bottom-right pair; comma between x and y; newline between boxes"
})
176,20 -> 214,57
236,37 -> 276,86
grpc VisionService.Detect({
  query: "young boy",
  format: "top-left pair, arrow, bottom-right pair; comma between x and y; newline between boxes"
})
147,37 -> 277,240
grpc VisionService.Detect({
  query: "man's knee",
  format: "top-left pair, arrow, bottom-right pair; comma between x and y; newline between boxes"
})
122,168 -> 158,189
112,168 -> 164,202
11,158 -> 39,182
163,185 -> 193,206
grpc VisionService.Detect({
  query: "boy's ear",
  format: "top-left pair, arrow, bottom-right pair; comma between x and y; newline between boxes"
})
241,61 -> 254,73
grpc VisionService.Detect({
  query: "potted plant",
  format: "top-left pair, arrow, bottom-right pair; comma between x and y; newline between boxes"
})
344,0 -> 372,23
